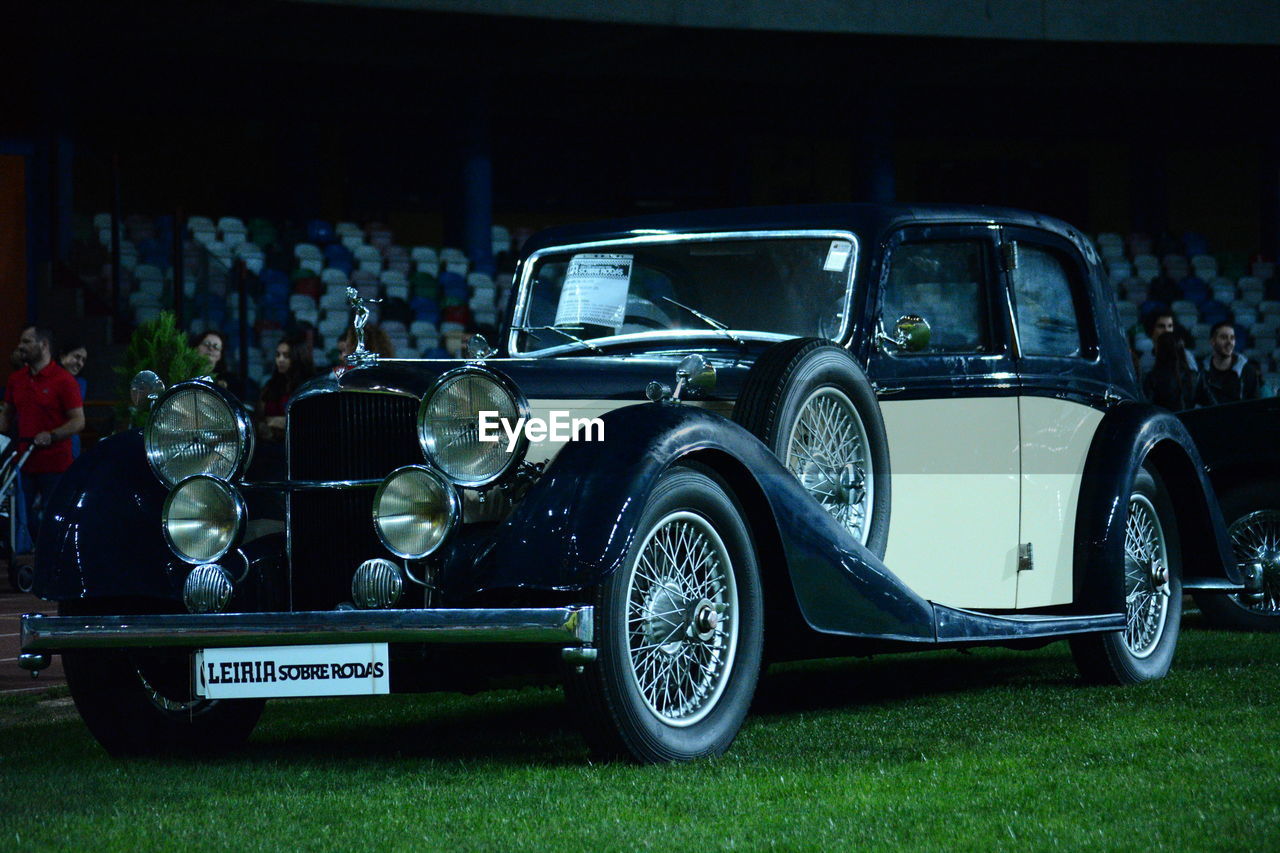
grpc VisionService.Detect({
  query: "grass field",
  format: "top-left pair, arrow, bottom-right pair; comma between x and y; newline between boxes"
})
2,615 -> 1277,851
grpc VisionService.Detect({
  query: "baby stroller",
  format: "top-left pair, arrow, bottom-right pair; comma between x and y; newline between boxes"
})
0,435 -> 36,592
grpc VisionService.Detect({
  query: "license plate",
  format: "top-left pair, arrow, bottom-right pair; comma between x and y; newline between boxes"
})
195,643 -> 390,699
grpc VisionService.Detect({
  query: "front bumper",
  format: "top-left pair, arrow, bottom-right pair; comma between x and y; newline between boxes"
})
20,606 -> 594,667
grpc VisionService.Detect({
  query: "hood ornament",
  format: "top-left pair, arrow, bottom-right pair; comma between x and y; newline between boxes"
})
346,286 -> 382,366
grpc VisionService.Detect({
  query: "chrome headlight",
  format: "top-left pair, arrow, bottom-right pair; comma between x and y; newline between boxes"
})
418,367 -> 528,487
373,465 -> 460,559
145,382 -> 252,487
162,475 -> 246,564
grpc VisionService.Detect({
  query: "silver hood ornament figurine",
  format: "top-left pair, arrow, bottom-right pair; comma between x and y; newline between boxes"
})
346,285 -> 382,367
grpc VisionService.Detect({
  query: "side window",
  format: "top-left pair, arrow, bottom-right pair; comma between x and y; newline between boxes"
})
883,240 -> 991,353
1011,243 -> 1083,358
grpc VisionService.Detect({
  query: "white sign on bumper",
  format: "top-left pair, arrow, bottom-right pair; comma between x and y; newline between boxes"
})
195,643 -> 391,699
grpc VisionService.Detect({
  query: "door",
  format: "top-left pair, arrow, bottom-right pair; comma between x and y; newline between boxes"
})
869,224 -> 1022,609
1000,227 -> 1109,608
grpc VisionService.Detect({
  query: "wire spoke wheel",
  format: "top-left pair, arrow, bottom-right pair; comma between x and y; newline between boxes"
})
1229,510 -> 1280,614
1071,468 -> 1181,685
784,387 -> 874,544
626,511 -> 738,726
1123,492 -> 1170,658
570,465 -> 762,762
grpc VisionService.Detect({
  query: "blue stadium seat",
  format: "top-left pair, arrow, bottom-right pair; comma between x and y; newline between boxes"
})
307,220 -> 335,245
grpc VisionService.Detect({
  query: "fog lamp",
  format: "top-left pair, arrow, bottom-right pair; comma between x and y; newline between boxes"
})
373,465 -> 460,559
163,475 -> 246,564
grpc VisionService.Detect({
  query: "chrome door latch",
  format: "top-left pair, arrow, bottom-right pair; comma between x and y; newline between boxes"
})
1017,542 -> 1034,572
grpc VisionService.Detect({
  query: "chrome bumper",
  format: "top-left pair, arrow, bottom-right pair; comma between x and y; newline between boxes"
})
20,606 -> 594,653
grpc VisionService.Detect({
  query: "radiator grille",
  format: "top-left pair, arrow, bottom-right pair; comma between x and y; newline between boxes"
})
288,392 -> 421,610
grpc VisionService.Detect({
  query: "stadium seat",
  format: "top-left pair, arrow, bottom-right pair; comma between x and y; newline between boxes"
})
440,247 -> 469,276
492,225 -> 512,258
354,245 -> 383,274
306,219 -> 335,245
321,267 -> 350,287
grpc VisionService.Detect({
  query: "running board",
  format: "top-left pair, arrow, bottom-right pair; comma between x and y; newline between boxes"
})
934,605 -> 1124,643
1182,577 -> 1246,594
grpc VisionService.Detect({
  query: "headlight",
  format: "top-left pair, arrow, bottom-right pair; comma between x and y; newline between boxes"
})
418,367 -> 528,487
373,465 -> 460,559
162,475 -> 246,564
145,382 -> 252,487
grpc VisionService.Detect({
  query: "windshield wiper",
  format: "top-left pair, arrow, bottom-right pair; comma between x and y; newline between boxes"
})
518,324 -> 604,353
661,297 -> 745,346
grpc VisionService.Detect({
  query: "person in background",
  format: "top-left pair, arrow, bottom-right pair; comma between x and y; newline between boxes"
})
336,323 -> 395,361
58,340 -> 88,458
0,327 -> 84,543
192,329 -> 231,387
332,323 -> 395,376
1139,310 -> 1198,375
256,336 -> 313,442
1195,321 -> 1261,405
1143,333 -> 1195,411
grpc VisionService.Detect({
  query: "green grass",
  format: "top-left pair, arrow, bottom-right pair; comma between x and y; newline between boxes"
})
2,617 -> 1278,851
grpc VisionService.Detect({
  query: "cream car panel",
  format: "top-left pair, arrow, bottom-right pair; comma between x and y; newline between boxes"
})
881,398 -> 1021,608
1015,396 -> 1104,608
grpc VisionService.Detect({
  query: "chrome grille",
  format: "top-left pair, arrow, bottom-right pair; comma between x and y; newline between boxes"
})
288,392 -> 421,610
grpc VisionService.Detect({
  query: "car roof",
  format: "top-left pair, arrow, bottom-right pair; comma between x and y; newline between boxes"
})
521,203 -> 1093,258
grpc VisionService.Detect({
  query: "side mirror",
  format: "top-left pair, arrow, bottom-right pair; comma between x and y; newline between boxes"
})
673,354 -> 716,400
876,315 -> 931,354
130,370 -> 166,409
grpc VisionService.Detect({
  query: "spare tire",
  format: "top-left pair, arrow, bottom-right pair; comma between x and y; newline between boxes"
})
733,338 -> 891,557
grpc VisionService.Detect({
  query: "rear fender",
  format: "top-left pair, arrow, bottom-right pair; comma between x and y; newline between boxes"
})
1074,402 -> 1234,612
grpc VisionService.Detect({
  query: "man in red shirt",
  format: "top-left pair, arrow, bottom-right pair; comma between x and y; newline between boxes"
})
0,326 -> 85,544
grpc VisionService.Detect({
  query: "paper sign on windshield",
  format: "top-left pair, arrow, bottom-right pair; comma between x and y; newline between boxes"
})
554,253 -> 633,329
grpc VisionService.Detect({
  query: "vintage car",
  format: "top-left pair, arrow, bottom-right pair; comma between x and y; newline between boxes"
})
20,204 -> 1264,763
1179,397 -> 1280,631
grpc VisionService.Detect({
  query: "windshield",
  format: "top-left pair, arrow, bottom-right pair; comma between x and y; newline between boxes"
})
510,233 -> 857,355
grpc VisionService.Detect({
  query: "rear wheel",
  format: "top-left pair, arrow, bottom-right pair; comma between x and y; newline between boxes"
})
1070,468 -> 1177,681
1071,469 -> 1182,684
61,600 -> 264,756
1194,483 -> 1280,631
567,465 -> 763,762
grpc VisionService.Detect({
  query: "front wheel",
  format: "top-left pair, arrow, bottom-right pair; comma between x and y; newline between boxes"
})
567,465 -> 763,762
1071,469 -> 1182,684
61,600 -> 265,756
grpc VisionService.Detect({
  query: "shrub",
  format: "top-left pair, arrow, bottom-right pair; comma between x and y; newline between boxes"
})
114,311 -> 211,428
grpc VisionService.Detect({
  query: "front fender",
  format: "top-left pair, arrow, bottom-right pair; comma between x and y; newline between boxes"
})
464,403 -> 935,642
1074,402 -> 1235,613
33,430 -> 185,601
34,430 -> 289,605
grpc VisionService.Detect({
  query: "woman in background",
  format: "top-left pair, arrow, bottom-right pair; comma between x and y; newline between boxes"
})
1143,332 -> 1195,411
58,341 -> 88,458
256,336 -> 313,442
192,330 -> 230,388
332,323 -> 395,376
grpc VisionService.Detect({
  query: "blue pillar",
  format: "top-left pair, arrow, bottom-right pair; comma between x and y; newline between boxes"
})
461,87 -> 494,274
55,134 -> 74,263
